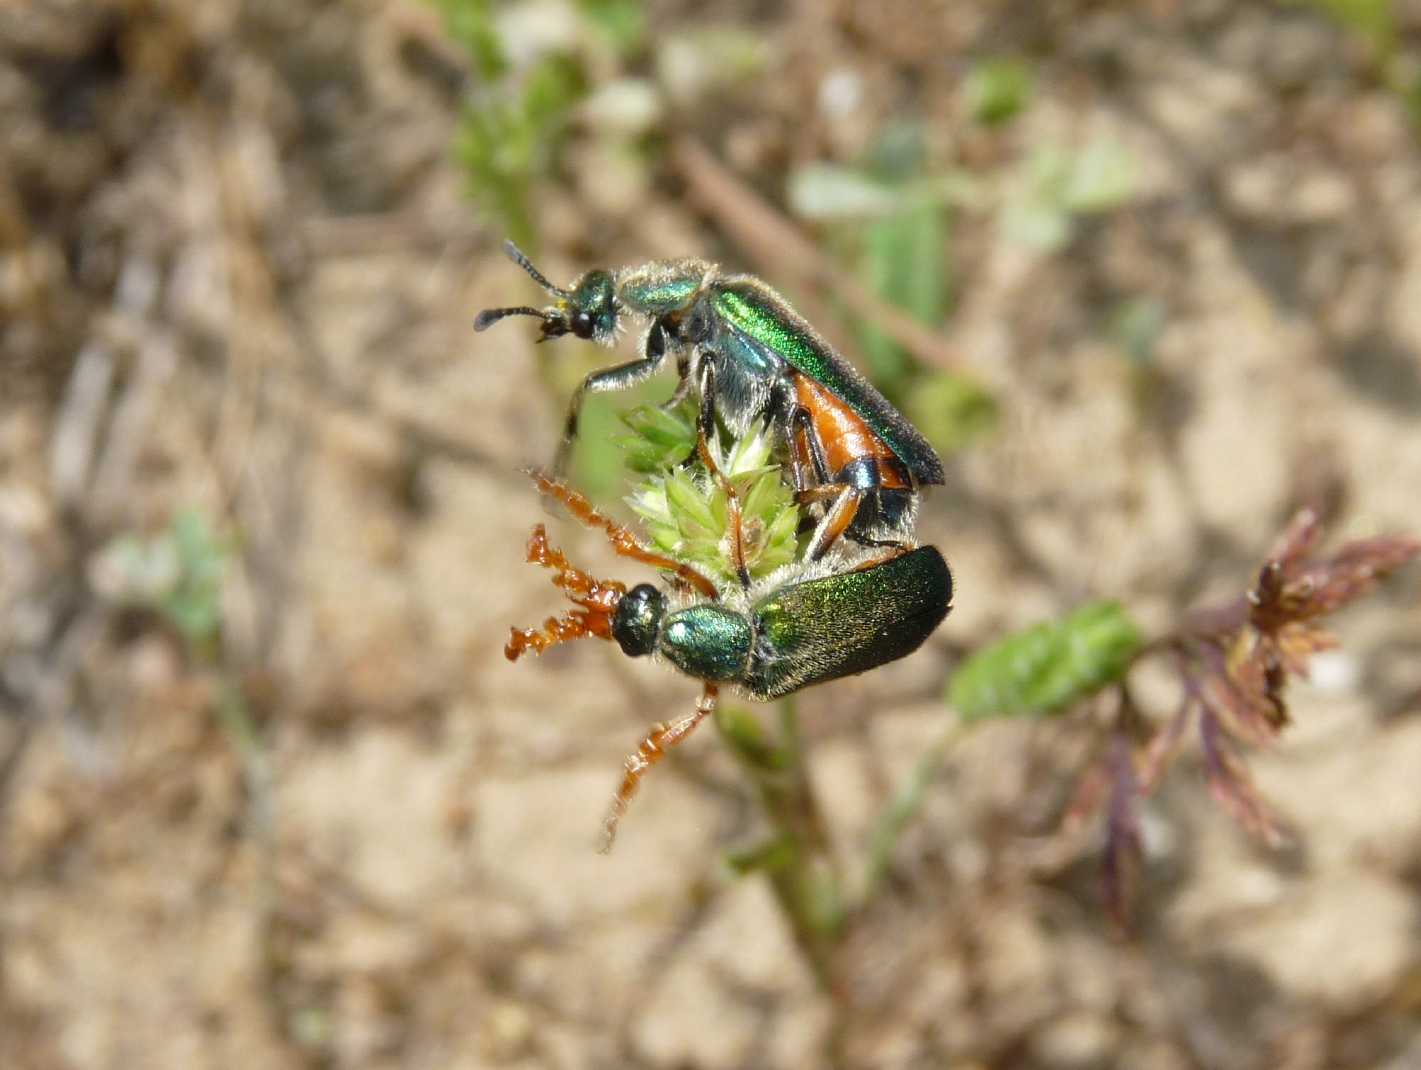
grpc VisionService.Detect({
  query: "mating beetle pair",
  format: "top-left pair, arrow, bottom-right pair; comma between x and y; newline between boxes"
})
481,245 -> 953,847
505,474 -> 952,850
476,241 -> 944,581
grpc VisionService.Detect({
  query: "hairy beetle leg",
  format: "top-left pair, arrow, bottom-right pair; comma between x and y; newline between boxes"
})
527,470 -> 720,598
600,683 -> 719,853
695,361 -> 751,589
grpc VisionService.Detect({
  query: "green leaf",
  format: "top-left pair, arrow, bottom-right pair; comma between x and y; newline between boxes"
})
1002,140 -> 1136,251
1299,0 -> 1396,53
949,601 -> 1144,721
714,704 -> 787,771
454,53 -> 586,243
725,835 -> 797,875
427,0 -> 506,77
901,371 -> 998,456
1107,297 -> 1167,368
577,0 -> 647,57
1062,139 -> 1136,214
656,28 -> 770,106
964,57 -> 1033,126
787,165 -> 898,220
855,200 -> 950,394
159,510 -> 228,648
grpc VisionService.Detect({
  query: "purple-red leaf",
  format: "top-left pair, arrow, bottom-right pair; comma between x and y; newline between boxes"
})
1101,735 -> 1143,932
1199,710 -> 1288,846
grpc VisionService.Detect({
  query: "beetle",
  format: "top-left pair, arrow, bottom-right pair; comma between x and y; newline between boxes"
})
505,472 -> 953,850
475,242 -> 945,573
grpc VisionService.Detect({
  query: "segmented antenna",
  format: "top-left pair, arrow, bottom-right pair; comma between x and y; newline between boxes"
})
473,306 -> 544,332
502,240 -> 568,296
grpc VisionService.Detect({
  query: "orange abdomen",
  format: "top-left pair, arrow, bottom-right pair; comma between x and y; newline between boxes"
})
792,374 -> 911,489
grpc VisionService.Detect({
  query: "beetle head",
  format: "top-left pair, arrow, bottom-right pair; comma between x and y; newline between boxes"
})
474,241 -> 618,344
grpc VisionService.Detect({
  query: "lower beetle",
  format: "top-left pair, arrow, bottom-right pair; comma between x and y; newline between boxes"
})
476,242 -> 945,574
506,473 -> 953,849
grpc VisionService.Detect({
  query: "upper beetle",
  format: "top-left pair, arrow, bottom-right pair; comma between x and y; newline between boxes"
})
476,242 -> 945,565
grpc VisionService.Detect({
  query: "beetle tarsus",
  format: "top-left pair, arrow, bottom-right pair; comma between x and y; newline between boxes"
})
599,684 -> 719,853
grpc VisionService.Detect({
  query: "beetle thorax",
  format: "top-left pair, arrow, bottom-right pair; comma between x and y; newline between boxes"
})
656,604 -> 753,683
687,342 -> 774,436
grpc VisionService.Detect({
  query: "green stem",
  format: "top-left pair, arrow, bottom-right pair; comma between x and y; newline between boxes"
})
715,697 -> 843,990
860,722 -> 964,906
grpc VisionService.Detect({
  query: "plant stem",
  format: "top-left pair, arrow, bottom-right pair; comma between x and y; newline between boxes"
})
715,697 -> 843,990
860,722 -> 964,905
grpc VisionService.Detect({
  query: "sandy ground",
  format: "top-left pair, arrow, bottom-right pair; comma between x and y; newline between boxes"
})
3,2 -> 1421,1068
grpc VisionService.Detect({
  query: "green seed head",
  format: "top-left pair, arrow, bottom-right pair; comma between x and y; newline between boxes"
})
619,401 -> 801,587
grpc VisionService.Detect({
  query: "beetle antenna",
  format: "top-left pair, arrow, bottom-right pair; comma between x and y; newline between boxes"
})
505,525 -> 626,661
502,239 -> 568,297
473,306 -> 546,332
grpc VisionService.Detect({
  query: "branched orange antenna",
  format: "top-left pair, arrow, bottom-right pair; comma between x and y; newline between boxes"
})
526,470 -> 720,599
505,525 -> 627,661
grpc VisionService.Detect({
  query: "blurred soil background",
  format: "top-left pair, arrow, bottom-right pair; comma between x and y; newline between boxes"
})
4,1 -> 1421,1067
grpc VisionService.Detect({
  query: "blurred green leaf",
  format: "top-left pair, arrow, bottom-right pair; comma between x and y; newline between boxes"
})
657,28 -> 770,106
159,510 -> 228,648
789,166 -> 977,222
857,200 -> 951,394
725,835 -> 797,875
964,57 -> 1034,126
828,122 -> 953,397
427,0 -> 506,77
1000,194 -> 1070,250
950,601 -> 1144,721
567,379 -> 660,505
581,77 -> 662,136
862,727 -> 959,898
715,704 -> 789,772
451,41 -> 586,242
1300,0 -> 1396,53
902,371 -> 999,456
577,0 -> 647,56
807,867 -> 844,934
1108,297 -> 1167,367
788,165 -> 898,220
1002,140 -> 1136,251
103,509 -> 230,652
1063,139 -> 1136,213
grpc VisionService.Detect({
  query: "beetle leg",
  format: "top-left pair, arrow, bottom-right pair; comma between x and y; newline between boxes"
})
528,470 -> 719,598
695,361 -> 752,590
659,331 -> 694,413
804,484 -> 863,561
785,415 -> 814,494
847,531 -> 911,550
552,327 -> 670,477
789,405 -> 833,486
845,545 -> 912,570
600,683 -> 718,853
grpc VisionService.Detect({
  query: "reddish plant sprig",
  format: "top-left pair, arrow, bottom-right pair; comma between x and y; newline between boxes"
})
1069,509 -> 1418,928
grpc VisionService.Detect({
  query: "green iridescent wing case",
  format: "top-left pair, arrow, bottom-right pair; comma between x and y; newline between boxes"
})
743,547 -> 953,699
712,281 -> 946,486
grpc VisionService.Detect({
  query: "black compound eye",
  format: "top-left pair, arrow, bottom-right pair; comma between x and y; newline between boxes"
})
612,584 -> 664,658
571,310 -> 596,339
